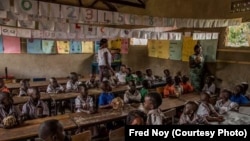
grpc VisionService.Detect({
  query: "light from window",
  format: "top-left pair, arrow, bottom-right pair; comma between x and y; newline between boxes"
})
226,22 -> 250,47
130,38 -> 148,45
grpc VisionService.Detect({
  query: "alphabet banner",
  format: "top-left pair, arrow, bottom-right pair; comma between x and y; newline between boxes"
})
3,36 -> 21,53
27,39 -> 43,54
80,8 -> 98,23
14,0 -> 38,15
169,40 -> 183,60
182,37 -> 197,62
2,26 -> 17,36
61,5 -> 79,20
57,41 -> 70,54
17,28 -> 31,38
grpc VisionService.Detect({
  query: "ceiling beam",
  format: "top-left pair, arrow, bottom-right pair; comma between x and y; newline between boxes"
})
103,0 -> 146,9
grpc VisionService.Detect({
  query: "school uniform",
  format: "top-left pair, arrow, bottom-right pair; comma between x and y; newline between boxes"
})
140,87 -> 148,102
179,113 -> 207,125
46,84 -> 64,93
123,90 -> 141,104
85,80 -> 99,89
214,99 -> 238,114
163,85 -> 175,97
98,92 -> 115,106
115,71 -> 127,84
145,75 -> 156,82
75,95 -> 94,112
146,108 -> 164,125
181,82 -> 194,93
19,88 -> 28,96
0,104 -> 20,124
66,80 -> 81,92
22,99 -> 49,119
196,102 -> 216,118
202,83 -> 216,94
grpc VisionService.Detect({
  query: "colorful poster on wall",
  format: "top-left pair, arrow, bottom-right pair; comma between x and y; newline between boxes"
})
42,40 -> 55,54
3,36 -> 21,53
182,37 -> 197,61
169,40 -> 183,60
27,39 -> 43,54
94,41 -> 100,53
57,41 -> 70,54
111,38 -> 121,49
157,40 -> 169,59
200,40 -> 218,62
120,38 -> 129,54
70,41 -> 82,54
82,41 -> 94,53
0,36 -> 3,53
147,40 -> 157,58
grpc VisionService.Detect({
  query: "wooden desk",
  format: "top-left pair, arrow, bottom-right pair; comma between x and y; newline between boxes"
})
210,111 -> 250,125
178,93 -> 200,102
0,118 -> 77,141
160,98 -> 185,111
13,94 -> 51,105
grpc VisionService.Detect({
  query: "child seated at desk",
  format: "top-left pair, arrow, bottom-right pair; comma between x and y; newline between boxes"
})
140,80 -> 150,103
98,80 -> 114,109
22,87 -> 49,120
163,77 -> 177,98
179,101 -> 208,125
126,110 -> 147,125
181,75 -> 193,94
115,64 -> 127,85
19,79 -> 30,96
135,71 -> 144,85
102,67 -> 118,88
163,69 -> 171,82
202,75 -> 216,95
0,92 -> 23,128
124,80 -> 141,104
230,84 -> 250,106
197,91 -> 224,122
143,92 -> 164,125
66,72 -> 82,93
75,84 -> 95,114
125,67 -> 136,84
145,68 -> 156,83
47,77 -> 65,94
85,73 -> 99,89
174,75 -> 183,96
215,89 -> 239,114
0,78 -> 10,94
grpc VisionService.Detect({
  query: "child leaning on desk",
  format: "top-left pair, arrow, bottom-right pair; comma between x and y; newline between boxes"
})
19,79 -> 30,96
46,77 -> 65,94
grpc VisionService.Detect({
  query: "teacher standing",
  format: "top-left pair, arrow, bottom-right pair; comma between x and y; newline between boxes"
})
189,44 -> 205,92
98,38 -> 114,82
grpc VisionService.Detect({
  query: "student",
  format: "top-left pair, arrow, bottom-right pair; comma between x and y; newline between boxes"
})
179,101 -> 208,125
0,78 -> 10,94
241,82 -> 249,95
0,92 -> 22,128
196,91 -> 224,122
181,75 -> 194,94
98,80 -> 114,109
102,67 -> 118,88
135,71 -> 144,85
66,72 -> 82,92
174,75 -> 183,96
124,80 -> 141,104
176,71 -> 182,82
115,64 -> 127,85
163,69 -> 171,82
38,119 -> 71,141
140,80 -> 150,102
214,89 -> 239,114
125,67 -> 136,84
19,79 -> 30,96
202,75 -> 216,94
143,92 -> 164,125
47,77 -> 64,94
145,68 -> 156,82
22,87 -> 49,119
85,73 -> 99,89
126,110 -> 147,125
163,77 -> 176,98
75,84 -> 95,114
230,84 -> 250,106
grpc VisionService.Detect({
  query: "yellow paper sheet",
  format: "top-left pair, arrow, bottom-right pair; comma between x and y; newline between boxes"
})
57,41 -> 70,54
182,37 -> 197,61
157,40 -> 169,59
111,38 -> 122,49
147,40 -> 157,58
82,41 -> 94,53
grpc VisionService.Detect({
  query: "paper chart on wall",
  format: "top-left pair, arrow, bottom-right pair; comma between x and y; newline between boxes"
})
42,40 -> 55,54
82,41 -> 94,53
27,39 -> 43,54
3,36 -> 21,53
147,40 -> 157,58
69,41 -> 82,53
57,41 -> 70,54
0,36 -> 3,53
182,37 -> 197,62
111,38 -> 122,49
199,40 -> 218,62
120,38 -> 129,54
157,40 -> 169,59
169,40 -> 183,60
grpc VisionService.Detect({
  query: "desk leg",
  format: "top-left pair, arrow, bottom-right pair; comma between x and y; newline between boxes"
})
55,101 -> 58,115
48,100 -> 52,116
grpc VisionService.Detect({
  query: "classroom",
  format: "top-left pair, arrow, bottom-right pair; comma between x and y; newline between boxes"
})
0,0 -> 250,141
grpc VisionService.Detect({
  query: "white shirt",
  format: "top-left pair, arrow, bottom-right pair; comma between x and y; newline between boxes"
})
98,48 -> 112,66
202,83 -> 216,94
115,71 -> 126,84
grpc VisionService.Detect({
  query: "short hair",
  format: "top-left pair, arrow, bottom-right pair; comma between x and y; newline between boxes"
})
38,119 -> 63,140
185,101 -> 199,112
221,88 -> 232,96
126,110 -> 147,125
128,80 -> 136,86
235,84 -> 244,93
145,92 -> 162,109
194,44 -> 201,51
49,77 -> 57,82
27,87 -> 40,95
174,76 -> 181,84
70,72 -> 77,76
77,83 -> 88,90
166,76 -> 173,84
208,75 -> 215,82
100,38 -> 108,46
182,75 -> 189,82
146,68 -> 151,73
0,92 -> 9,104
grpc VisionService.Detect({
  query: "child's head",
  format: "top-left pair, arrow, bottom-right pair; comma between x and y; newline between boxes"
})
20,79 -> 30,89
126,67 -> 132,75
241,82 -> 249,94
128,80 -> 136,92
163,69 -> 170,77
126,110 -> 147,125
135,71 -> 143,77
194,44 -> 202,55
120,64 -> 127,73
100,38 -> 108,48
183,101 -> 198,115
78,84 -> 88,98
0,92 -> 12,107
200,91 -> 211,103
176,71 -> 182,76
0,78 -> 5,88
142,80 -> 150,89
182,75 -> 189,84
49,77 -> 58,88
102,67 -> 111,78
219,89 -> 232,100
166,77 -> 174,85
233,84 -> 244,95
28,87 -> 40,103
205,75 -> 215,84
144,92 -> 162,111
69,72 -> 78,82
146,69 -> 152,76
38,119 -> 65,141
100,80 -> 111,92
90,73 -> 96,81
174,76 -> 181,85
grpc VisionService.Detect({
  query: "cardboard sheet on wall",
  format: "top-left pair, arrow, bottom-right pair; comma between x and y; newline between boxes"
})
157,40 -> 169,59
27,39 -> 43,54
182,37 -> 197,62
3,36 -> 21,53
169,40 -> 183,60
200,40 -> 218,62
57,41 -> 70,54
70,41 -> 82,53
82,41 -> 94,53
42,40 -> 55,54
147,40 -> 157,58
